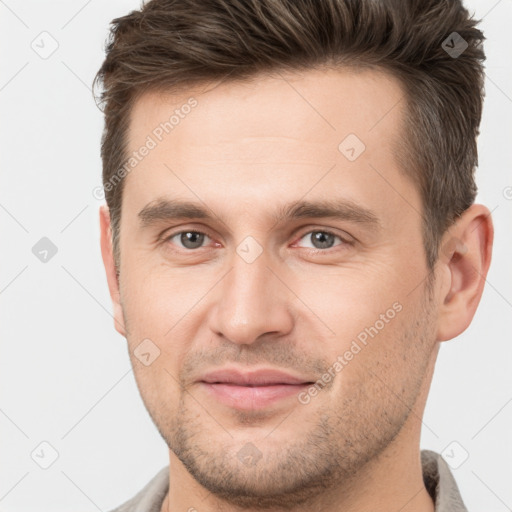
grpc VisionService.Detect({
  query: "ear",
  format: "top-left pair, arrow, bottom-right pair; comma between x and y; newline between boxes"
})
436,204 -> 494,341
99,205 -> 126,337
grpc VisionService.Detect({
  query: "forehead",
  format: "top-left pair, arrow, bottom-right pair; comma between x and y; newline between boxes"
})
122,67 -> 417,229
128,66 -> 405,151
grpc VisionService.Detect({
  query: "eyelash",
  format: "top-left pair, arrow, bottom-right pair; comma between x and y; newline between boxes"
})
161,227 -> 353,254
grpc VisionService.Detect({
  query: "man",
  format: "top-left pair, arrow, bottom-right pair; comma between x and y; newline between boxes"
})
93,0 -> 493,510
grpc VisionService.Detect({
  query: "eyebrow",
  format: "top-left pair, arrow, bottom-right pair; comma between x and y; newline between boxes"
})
138,197 -> 381,231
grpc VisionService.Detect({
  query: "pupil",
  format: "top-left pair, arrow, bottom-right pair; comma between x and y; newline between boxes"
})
181,232 -> 204,249
312,231 -> 334,249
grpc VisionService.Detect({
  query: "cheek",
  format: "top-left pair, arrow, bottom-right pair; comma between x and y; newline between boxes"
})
119,264 -> 203,376
289,265 -> 422,382
121,263 -> 193,331
293,265 -> 403,330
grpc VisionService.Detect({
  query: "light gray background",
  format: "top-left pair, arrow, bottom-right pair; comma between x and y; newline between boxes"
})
0,0 -> 511,510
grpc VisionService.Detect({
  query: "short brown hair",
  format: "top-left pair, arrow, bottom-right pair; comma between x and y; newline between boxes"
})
93,0 -> 486,270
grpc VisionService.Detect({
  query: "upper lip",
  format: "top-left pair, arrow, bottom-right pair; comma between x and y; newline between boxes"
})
198,368 -> 313,386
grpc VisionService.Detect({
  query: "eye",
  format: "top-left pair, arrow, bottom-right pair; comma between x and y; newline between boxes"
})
165,230 -> 212,250
162,228 -> 351,253
294,229 -> 350,251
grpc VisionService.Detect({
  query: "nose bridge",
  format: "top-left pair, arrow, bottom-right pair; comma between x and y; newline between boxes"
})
209,245 -> 293,345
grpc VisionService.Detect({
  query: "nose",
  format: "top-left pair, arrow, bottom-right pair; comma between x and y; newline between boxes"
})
207,248 -> 295,346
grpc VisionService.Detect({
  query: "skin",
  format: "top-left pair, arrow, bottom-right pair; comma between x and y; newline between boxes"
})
100,67 -> 493,512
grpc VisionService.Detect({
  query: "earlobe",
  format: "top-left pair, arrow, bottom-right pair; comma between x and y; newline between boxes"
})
436,204 -> 493,341
99,205 -> 127,337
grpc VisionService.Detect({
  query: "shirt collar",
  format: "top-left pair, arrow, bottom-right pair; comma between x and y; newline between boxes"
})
421,449 -> 468,511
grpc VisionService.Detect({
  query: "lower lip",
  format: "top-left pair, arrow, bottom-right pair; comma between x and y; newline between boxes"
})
200,382 -> 309,410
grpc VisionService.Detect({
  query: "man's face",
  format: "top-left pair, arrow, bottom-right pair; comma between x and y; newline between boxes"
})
113,68 -> 440,506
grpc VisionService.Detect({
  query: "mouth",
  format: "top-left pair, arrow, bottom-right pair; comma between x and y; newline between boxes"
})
197,368 -> 314,410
